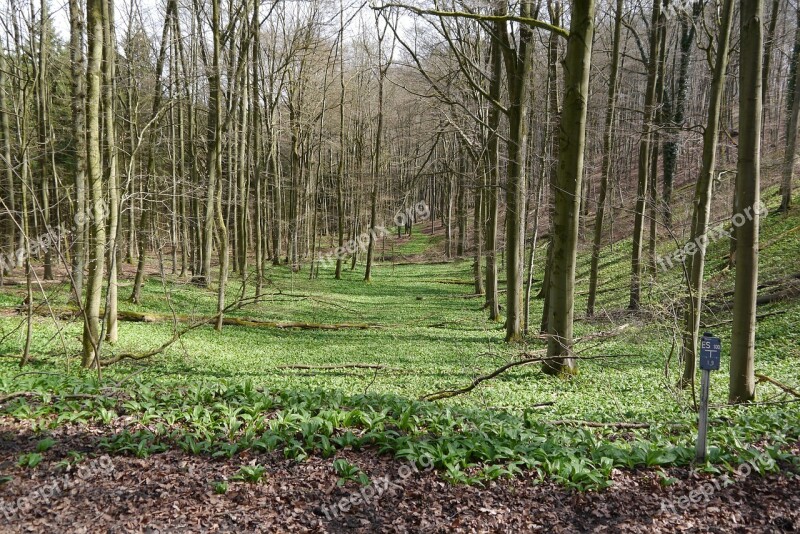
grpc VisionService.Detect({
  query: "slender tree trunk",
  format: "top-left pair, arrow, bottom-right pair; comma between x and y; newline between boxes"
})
662,2 -> 699,229
131,0 -> 174,302
68,0 -> 86,299
82,0 -> 105,368
501,1 -> 533,343
630,0 -> 664,310
365,17 -> 387,282
335,3 -> 346,279
538,1 -> 560,334
729,0 -> 763,404
36,0 -> 54,280
484,14 -> 502,322
0,51 -> 16,276
252,1 -> 263,294
587,0 -> 622,317
524,155 -> 544,335
678,0 -> 734,388
472,174 -> 484,294
103,0 -> 119,342
543,0 -> 594,374
781,4 -> 800,212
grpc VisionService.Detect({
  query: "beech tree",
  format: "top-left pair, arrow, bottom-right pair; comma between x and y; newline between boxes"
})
82,0 -> 106,368
729,0 -> 764,404
543,0 -> 594,373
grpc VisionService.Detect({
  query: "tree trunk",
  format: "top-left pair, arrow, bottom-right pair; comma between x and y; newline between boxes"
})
501,1 -> 533,343
472,174 -> 484,295
543,0 -> 594,374
365,14 -> 387,282
0,51 -> 17,276
678,0 -> 734,388
103,0 -> 119,343
781,4 -> 800,212
67,0 -> 86,300
82,0 -> 105,368
538,1 -> 561,334
484,13 -> 503,322
131,0 -> 174,302
36,0 -> 53,281
662,2 -> 699,229
630,0 -> 664,310
729,0 -> 763,404
587,0 -> 623,317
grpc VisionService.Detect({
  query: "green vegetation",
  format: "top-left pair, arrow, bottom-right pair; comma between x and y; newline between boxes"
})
1,189 -> 798,491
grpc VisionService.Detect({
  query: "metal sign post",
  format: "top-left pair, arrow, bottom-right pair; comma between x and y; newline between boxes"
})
696,333 -> 721,463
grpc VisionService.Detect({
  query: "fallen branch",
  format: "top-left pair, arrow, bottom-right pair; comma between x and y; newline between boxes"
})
756,373 -> 800,398
546,420 -> 652,429
701,310 -> 786,329
0,391 -> 102,407
420,353 -> 629,401
759,226 -> 800,251
276,364 -> 393,371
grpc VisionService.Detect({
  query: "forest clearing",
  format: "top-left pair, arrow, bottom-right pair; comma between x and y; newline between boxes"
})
1,0 -> 800,531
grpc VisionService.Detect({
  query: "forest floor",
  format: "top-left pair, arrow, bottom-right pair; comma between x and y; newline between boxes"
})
1,184 -> 799,532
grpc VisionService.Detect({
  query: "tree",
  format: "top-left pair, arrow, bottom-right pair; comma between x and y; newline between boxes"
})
662,1 -> 700,229
500,0 -> 535,342
0,49 -> 16,276
729,0 -> 764,404
103,0 -> 119,342
365,11 -> 394,282
781,2 -> 800,212
82,0 -> 106,368
679,0 -> 734,388
587,0 -> 623,318
68,0 -> 86,301
629,0 -> 664,310
543,0 -> 595,373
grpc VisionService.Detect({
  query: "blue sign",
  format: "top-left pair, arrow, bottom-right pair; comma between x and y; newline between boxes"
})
699,333 -> 722,371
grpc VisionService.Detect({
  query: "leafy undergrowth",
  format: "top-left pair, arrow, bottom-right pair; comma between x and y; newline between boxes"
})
2,374 -> 799,492
1,188 -> 799,497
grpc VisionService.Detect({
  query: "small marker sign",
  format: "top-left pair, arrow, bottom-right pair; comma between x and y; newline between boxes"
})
700,334 -> 722,371
696,333 -> 721,463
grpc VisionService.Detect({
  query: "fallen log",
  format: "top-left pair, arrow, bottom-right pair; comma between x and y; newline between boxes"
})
24,307 -> 380,331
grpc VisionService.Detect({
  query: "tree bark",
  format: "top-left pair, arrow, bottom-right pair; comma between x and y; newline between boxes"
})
629,0 -> 664,310
68,0 -> 86,299
484,11 -> 503,322
0,51 -> 16,276
781,3 -> 800,212
543,0 -> 594,374
82,0 -> 106,368
501,0 -> 534,343
678,0 -> 734,388
102,0 -> 119,343
587,0 -> 623,318
729,0 -> 763,404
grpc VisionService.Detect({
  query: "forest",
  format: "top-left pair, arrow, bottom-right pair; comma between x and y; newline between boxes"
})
0,0 -> 799,530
